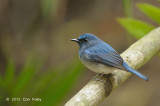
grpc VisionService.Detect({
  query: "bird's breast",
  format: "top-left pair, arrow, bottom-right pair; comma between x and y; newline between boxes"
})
80,57 -> 114,74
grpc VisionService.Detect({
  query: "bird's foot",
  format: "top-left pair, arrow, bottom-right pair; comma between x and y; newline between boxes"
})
92,73 -> 106,82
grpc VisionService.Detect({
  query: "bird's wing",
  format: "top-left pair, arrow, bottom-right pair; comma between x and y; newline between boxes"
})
85,50 -> 125,70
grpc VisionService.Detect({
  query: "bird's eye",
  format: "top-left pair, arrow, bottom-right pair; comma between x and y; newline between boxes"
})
83,39 -> 87,42
78,38 -> 88,43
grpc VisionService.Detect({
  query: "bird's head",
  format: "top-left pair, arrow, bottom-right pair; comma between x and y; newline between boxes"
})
71,33 -> 101,48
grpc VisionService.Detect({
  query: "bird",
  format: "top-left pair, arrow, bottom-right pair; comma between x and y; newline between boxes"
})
71,33 -> 149,81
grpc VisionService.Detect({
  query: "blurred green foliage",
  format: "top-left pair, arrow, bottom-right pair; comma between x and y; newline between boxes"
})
118,2 -> 160,39
117,18 -> 155,39
41,0 -> 58,20
122,0 -> 133,17
137,3 -> 160,24
0,0 -> 86,105
0,58 -> 84,106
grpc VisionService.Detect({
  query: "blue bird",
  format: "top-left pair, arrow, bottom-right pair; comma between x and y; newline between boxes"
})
71,33 -> 149,81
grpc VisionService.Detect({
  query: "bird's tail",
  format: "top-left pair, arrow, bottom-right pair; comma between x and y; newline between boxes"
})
123,61 -> 149,81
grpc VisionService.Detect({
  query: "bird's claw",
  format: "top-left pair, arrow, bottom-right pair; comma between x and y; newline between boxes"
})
92,73 -> 106,82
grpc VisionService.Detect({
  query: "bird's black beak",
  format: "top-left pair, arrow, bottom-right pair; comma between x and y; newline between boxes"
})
70,39 -> 79,42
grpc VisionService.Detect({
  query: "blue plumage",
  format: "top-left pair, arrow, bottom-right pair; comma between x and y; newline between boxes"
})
123,61 -> 149,81
71,33 -> 149,81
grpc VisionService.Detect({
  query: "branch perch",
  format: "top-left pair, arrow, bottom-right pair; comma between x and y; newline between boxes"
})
65,27 -> 160,106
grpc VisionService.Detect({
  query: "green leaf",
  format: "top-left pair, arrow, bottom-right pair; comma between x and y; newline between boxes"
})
0,74 -> 2,86
26,69 -> 58,97
0,60 -> 15,105
117,18 -> 155,39
11,58 -> 38,97
3,60 -> 15,88
0,75 -> 3,103
137,3 -> 160,24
